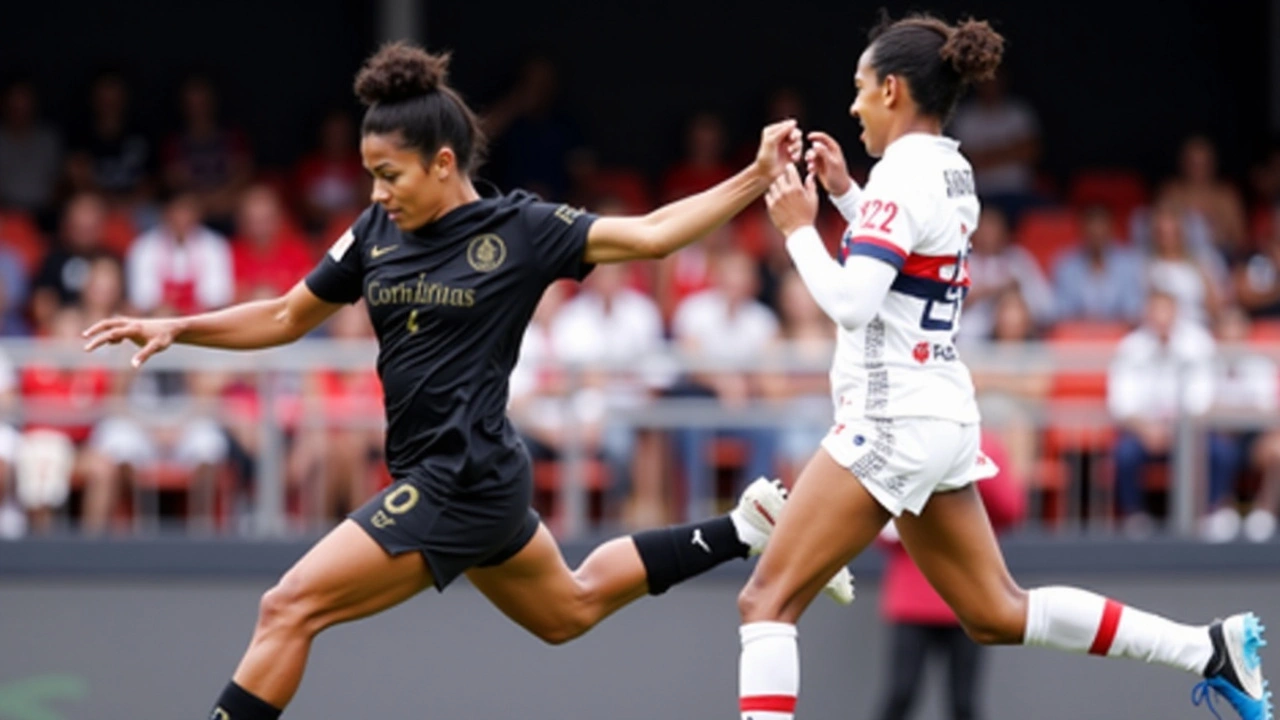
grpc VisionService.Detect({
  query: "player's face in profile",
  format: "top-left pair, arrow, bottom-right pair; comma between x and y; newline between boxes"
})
850,49 -> 889,157
361,132 -> 441,230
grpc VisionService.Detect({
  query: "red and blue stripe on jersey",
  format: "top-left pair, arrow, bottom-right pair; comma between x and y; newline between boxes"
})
839,231 -> 971,302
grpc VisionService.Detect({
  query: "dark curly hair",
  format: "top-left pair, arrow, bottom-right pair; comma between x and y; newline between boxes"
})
868,12 -> 1005,122
354,41 -> 486,174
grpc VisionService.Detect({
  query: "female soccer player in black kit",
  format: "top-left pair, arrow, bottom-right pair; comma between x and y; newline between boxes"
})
83,43 -> 852,719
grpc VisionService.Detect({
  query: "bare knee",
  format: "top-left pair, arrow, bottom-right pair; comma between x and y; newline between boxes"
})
957,585 -> 1028,646
530,575 -> 600,646
737,573 -> 800,625
256,572 -> 326,640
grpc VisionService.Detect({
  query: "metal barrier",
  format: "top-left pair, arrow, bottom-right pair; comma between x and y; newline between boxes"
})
2,338 -> 1276,540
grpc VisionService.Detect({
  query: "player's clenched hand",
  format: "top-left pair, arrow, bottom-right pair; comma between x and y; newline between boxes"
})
753,119 -> 804,181
806,131 -> 853,197
764,164 -> 818,237
82,316 -> 181,368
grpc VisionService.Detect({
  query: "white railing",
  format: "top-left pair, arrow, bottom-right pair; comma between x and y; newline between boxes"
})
4,338 -> 1277,539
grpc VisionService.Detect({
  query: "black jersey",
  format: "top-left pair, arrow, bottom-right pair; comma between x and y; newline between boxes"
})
305,188 -> 596,481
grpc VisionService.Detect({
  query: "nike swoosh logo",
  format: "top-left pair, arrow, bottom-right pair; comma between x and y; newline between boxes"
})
370,244 -> 399,259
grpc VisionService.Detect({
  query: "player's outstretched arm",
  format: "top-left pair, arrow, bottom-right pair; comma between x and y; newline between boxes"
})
581,119 -> 802,264
766,164 -> 897,331
83,280 -> 343,368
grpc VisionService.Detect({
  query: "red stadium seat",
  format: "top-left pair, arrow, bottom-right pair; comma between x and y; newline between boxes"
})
1067,169 -> 1149,238
1250,319 -> 1280,348
1042,320 -> 1128,455
0,211 -> 47,274
1015,208 -> 1081,276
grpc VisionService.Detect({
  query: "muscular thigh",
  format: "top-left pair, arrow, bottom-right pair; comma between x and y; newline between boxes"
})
279,519 -> 433,627
744,448 -> 890,621
892,487 -> 1024,636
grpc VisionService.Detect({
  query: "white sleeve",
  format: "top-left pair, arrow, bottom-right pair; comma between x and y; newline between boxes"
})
786,226 -> 898,332
828,184 -> 863,224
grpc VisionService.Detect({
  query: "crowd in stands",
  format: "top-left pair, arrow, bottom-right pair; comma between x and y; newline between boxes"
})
0,60 -> 1278,543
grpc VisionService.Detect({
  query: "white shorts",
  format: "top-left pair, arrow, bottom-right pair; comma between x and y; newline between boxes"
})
820,417 -> 997,517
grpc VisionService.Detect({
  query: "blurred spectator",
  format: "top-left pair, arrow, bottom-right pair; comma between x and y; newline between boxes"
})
1233,209 -> 1280,319
873,431 -> 1024,720
1052,205 -> 1146,324
1130,186 -> 1227,283
0,79 -> 62,221
671,247 -> 779,519
229,184 -> 314,302
509,281 -> 617,502
162,75 -> 253,230
292,109 -> 366,235
31,191 -> 115,330
126,190 -> 233,315
550,262 -> 669,526
80,364 -> 230,534
948,70 -> 1041,223
19,307 -> 112,532
958,207 -> 1055,343
1145,200 -> 1225,326
661,111 -> 734,203
483,55 -> 582,200
1162,136 -> 1248,261
970,287 -> 1051,486
1107,289 -> 1228,536
1248,148 -> 1280,242
654,222 -> 734,323
78,254 -> 127,326
1201,307 -> 1280,542
65,70 -> 155,213
288,303 -> 383,524
0,347 -> 21,538
764,270 -> 835,483
0,243 -> 29,337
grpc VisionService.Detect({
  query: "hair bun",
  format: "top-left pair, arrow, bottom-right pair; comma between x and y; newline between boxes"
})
354,41 -> 450,106
940,19 -> 1004,84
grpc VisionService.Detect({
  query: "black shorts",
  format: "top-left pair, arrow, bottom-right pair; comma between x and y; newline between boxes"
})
349,448 -> 540,591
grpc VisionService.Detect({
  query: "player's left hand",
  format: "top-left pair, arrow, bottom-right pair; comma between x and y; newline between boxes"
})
753,119 -> 803,181
764,163 -> 818,237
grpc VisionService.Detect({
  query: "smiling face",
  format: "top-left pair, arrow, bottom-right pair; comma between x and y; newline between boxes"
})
849,48 -> 901,158
361,132 -> 457,231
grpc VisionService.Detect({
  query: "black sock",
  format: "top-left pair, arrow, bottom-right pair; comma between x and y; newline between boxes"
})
632,515 -> 749,595
209,681 -> 282,720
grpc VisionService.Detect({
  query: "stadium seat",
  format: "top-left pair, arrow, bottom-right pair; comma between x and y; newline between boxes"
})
1040,321 -> 1129,518
1014,208 -> 1081,275
1067,169 -> 1149,238
1249,319 -> 1280,348
0,211 -> 47,274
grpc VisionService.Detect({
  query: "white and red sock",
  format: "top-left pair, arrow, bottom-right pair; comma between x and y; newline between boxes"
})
1023,586 -> 1213,674
739,622 -> 798,720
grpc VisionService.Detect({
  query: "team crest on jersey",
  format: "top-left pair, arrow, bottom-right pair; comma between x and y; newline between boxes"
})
467,234 -> 507,272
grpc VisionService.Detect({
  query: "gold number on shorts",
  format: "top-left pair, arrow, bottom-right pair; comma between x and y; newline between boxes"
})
383,483 -> 420,515
406,309 -> 420,334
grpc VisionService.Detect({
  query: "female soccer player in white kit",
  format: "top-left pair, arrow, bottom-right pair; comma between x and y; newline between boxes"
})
734,13 -> 1270,720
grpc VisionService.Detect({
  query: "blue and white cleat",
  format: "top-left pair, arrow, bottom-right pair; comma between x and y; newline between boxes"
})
1194,613 -> 1272,720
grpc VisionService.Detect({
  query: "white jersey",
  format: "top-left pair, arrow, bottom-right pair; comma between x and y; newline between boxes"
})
831,133 -> 980,424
